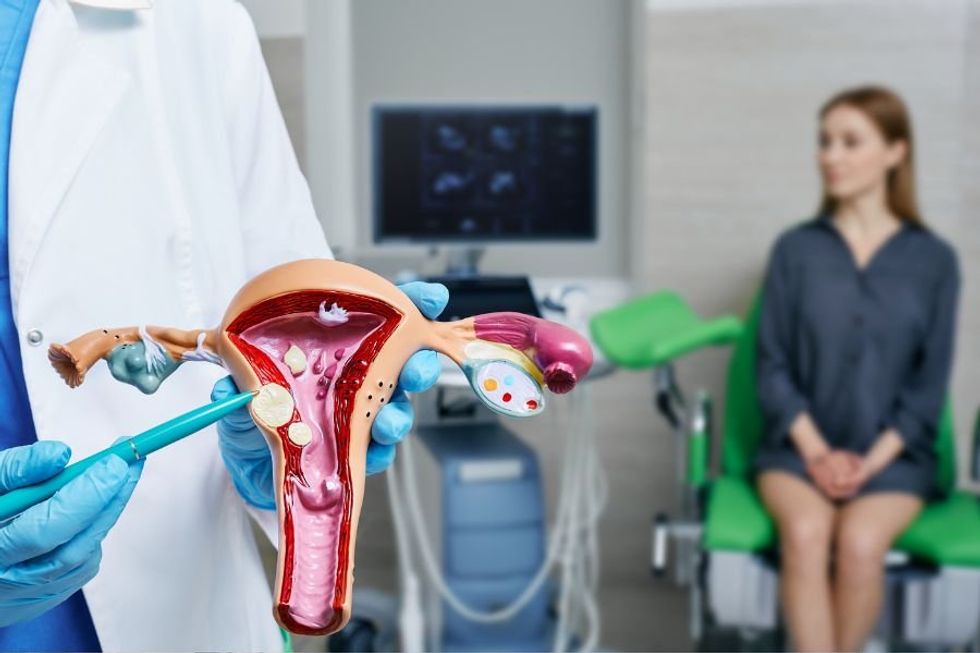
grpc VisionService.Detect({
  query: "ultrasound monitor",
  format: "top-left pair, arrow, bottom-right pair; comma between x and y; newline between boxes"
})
372,105 -> 597,243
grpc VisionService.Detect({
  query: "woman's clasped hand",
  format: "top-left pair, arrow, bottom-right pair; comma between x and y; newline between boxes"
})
805,449 -> 870,500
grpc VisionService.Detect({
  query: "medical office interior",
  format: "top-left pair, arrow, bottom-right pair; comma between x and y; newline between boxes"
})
238,1 -> 980,651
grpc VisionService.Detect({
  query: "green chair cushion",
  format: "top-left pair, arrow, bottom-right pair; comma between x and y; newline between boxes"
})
704,476 -> 775,551
705,476 -> 980,567
895,491 -> 980,566
589,290 -> 742,369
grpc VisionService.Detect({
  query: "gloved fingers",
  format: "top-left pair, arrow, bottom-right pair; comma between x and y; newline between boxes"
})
0,441 -> 71,494
365,441 -> 396,476
0,548 -> 101,599
397,281 -> 449,320
210,375 -> 240,399
18,442 -> 143,583
220,451 -> 276,511
213,375 -> 270,461
214,377 -> 276,509
0,455 -> 129,568
212,376 -> 258,433
371,391 -> 414,446
398,350 -> 441,393
218,425 -> 271,457
217,423 -> 272,463
217,430 -> 271,463
6,538 -> 103,592
0,559 -> 98,627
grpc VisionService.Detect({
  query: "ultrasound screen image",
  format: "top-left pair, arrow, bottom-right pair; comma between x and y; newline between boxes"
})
373,106 -> 596,242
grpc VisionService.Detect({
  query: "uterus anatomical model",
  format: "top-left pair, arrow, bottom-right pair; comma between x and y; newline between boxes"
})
47,259 -> 593,636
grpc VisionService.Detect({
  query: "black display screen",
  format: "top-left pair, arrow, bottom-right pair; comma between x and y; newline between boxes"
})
425,275 -> 541,322
373,105 -> 597,242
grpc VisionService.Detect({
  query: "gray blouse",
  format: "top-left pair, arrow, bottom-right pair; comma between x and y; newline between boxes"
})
755,215 -> 960,486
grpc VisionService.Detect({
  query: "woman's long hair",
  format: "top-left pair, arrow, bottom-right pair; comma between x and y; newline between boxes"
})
818,86 -> 922,226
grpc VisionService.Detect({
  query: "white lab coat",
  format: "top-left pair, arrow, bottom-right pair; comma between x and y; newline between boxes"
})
8,0 -> 331,650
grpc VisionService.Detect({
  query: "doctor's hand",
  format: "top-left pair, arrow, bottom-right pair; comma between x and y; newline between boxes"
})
213,281 -> 449,509
0,441 -> 143,627
366,281 -> 448,474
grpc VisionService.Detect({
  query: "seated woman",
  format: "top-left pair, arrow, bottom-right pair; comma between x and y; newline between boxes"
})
755,86 -> 960,652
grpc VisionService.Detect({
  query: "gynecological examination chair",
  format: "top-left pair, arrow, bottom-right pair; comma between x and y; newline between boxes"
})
590,290 -> 980,651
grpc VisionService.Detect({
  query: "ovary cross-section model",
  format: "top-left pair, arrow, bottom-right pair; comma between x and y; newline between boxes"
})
46,259 -> 593,636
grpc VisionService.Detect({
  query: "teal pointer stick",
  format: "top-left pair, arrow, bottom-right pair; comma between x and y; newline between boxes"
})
0,389 -> 256,522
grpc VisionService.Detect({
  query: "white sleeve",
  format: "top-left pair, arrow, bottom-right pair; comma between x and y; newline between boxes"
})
246,503 -> 281,550
220,1 -> 333,275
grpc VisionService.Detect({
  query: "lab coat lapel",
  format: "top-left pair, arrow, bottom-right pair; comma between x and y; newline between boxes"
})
7,0 -> 130,318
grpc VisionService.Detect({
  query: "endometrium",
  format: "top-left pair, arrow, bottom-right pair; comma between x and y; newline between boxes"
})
232,300 -> 398,636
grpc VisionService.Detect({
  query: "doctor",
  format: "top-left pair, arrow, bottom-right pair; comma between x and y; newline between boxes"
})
0,0 -> 439,650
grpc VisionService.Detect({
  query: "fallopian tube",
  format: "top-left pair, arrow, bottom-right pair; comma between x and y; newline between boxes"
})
47,259 -> 593,636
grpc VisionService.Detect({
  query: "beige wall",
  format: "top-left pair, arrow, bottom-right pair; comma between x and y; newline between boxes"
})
963,0 -> 980,486
238,0 -> 304,38
637,0 -> 979,486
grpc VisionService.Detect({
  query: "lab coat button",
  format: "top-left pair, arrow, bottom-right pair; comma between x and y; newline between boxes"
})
26,329 -> 43,346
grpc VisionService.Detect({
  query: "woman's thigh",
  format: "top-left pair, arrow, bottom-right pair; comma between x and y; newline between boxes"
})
758,470 -> 837,556
835,492 -> 923,563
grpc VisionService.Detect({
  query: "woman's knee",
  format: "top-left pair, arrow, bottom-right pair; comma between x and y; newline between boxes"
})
778,511 -> 834,571
835,521 -> 889,579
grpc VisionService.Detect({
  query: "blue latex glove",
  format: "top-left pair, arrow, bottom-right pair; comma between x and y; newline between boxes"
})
214,281 -> 449,510
0,440 -> 143,627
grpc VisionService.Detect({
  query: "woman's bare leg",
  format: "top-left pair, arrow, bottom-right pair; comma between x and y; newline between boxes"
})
758,471 -> 838,652
833,492 -> 922,652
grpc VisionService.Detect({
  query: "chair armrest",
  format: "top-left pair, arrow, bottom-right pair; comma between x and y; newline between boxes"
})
649,315 -> 743,366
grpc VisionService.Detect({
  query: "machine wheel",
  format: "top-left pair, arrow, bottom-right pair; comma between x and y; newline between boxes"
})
327,617 -> 379,652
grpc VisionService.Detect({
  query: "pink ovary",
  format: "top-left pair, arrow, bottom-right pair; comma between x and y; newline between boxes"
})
472,312 -> 594,394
